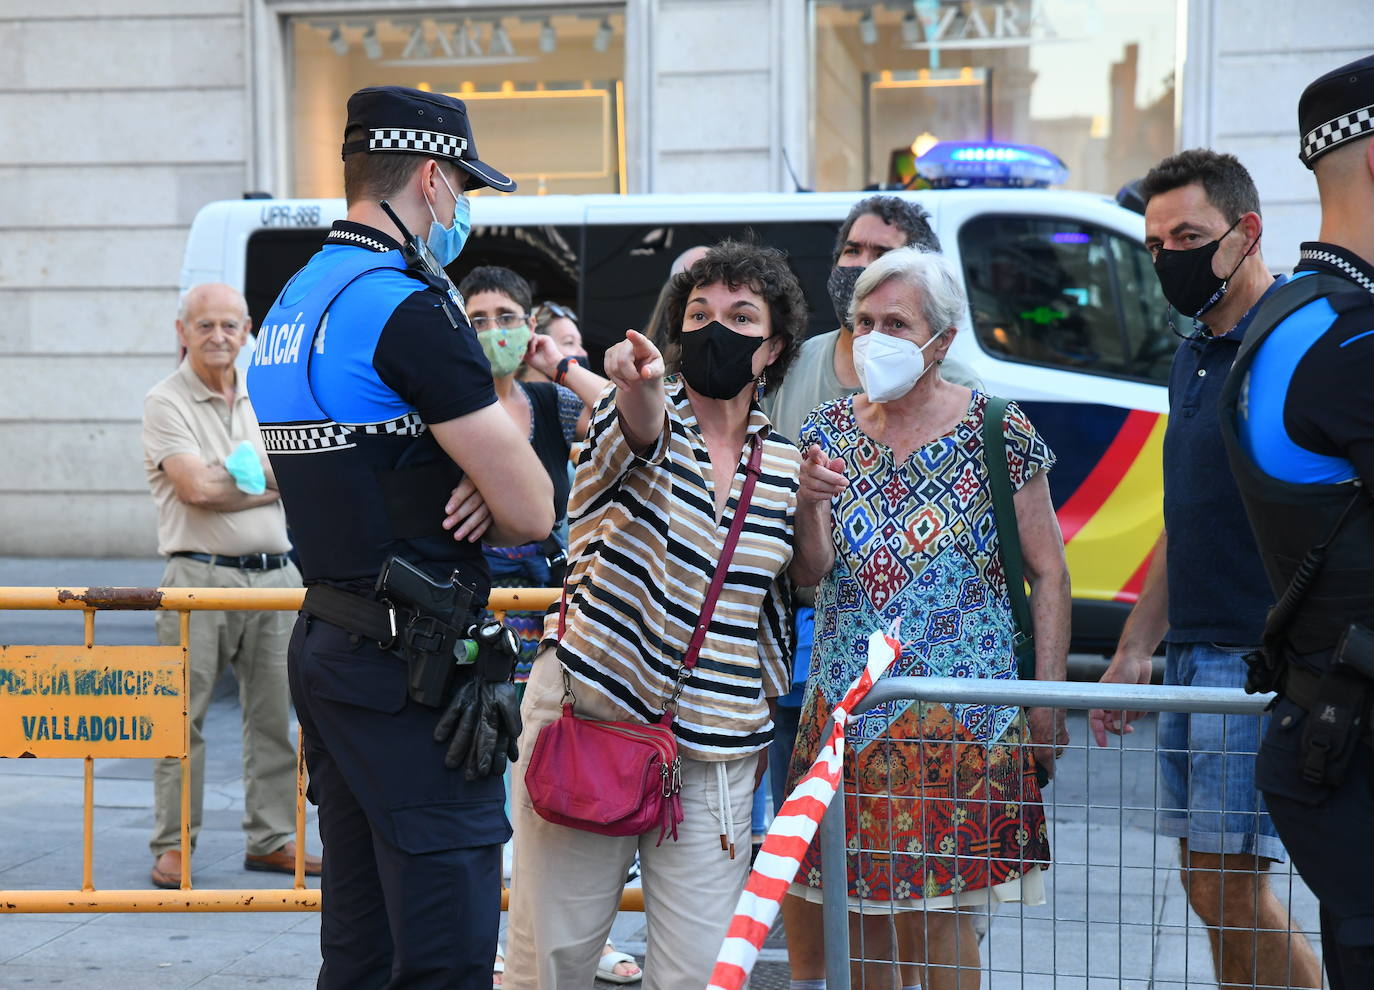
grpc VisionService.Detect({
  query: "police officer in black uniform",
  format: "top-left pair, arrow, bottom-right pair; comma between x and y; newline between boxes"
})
1219,54 -> 1374,988
247,86 -> 554,989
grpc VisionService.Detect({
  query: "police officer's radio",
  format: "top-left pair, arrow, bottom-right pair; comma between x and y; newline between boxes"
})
378,200 -> 465,329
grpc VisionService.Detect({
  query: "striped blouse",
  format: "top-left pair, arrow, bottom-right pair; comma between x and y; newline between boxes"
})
543,378 -> 800,760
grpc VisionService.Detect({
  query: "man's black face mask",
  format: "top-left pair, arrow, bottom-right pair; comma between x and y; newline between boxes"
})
827,265 -> 864,329
1153,216 -> 1255,319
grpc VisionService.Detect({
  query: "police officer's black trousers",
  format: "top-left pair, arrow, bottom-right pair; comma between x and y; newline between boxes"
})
1257,697 -> 1374,989
288,614 -> 510,989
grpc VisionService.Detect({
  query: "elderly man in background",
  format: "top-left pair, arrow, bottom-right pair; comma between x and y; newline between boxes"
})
141,282 -> 318,889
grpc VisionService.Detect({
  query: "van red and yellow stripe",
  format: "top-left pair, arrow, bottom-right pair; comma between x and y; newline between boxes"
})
1020,402 -> 1166,604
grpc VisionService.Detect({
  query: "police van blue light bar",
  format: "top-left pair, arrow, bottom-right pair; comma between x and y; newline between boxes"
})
916,141 -> 1069,189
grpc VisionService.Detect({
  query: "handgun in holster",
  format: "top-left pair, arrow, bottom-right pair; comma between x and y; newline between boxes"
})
1295,622 -> 1374,787
376,555 -> 515,707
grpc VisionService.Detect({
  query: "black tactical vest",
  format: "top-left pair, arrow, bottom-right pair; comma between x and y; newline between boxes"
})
1218,272 -> 1374,659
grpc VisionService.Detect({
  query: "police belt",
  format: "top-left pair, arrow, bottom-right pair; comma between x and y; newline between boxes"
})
302,584 -> 400,646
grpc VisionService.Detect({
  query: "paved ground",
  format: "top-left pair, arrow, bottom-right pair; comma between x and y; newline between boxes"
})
0,559 -> 1323,987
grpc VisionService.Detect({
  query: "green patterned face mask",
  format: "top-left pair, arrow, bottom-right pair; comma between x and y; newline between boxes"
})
477,323 -> 532,378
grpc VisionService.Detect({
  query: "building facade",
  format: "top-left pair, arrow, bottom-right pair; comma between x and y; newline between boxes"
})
0,0 -> 1369,556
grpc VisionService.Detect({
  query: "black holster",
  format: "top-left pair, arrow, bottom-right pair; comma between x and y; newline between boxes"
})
1287,624 -> 1374,788
302,557 -> 517,710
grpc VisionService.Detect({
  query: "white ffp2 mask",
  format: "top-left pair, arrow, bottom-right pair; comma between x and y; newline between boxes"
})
852,330 -> 944,402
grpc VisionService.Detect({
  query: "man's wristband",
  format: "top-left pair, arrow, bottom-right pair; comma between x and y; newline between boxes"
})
554,356 -> 580,385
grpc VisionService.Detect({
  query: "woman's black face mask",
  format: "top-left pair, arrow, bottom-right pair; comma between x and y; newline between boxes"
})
678,320 -> 762,400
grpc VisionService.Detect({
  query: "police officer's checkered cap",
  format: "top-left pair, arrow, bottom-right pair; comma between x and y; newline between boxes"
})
341,85 -> 515,192
1298,54 -> 1374,168
368,128 -> 468,159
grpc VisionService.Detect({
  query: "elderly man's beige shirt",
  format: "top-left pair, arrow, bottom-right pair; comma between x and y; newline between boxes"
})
143,361 -> 290,557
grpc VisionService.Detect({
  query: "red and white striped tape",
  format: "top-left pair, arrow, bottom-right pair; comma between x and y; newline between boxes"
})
706,629 -> 901,990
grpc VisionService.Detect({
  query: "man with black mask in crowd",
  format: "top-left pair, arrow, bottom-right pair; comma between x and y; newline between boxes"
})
1090,148 -> 1321,990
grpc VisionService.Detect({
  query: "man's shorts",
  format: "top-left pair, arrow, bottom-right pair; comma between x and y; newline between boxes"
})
1157,641 -> 1286,861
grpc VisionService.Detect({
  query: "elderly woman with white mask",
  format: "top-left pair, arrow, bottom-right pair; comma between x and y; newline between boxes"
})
782,247 -> 1071,990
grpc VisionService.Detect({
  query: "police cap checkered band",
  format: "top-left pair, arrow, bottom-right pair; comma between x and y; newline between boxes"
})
1298,53 -> 1374,168
340,85 -> 515,192
368,128 -> 469,158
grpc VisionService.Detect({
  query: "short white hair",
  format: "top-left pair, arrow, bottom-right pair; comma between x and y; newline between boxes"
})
849,246 -> 967,335
177,283 -> 249,324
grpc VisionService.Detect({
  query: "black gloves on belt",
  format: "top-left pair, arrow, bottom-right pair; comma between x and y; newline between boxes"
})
434,622 -> 523,780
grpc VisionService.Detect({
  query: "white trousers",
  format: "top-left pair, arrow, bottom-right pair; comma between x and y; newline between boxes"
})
504,648 -> 759,990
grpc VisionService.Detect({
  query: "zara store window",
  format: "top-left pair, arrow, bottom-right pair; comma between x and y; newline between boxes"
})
288,6 -> 627,198
810,0 -> 1178,195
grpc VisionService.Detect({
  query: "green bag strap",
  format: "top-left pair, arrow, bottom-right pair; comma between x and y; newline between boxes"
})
981,395 -> 1036,680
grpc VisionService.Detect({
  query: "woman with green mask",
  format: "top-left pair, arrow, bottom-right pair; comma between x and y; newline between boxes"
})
456,266 -> 607,677
457,267 -> 638,988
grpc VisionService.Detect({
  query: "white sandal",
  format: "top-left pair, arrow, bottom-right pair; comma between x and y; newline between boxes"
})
597,947 -> 643,984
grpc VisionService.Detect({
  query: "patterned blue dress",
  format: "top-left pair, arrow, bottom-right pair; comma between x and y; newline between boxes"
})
788,390 -> 1057,907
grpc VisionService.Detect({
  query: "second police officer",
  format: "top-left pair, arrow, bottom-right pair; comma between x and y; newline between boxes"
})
248,86 -> 555,988
1219,54 -> 1374,990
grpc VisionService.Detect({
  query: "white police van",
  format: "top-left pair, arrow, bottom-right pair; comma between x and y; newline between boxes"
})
180,143 -> 1172,650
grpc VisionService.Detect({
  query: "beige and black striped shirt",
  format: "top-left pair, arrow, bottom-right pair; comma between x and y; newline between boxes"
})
544,379 -> 799,760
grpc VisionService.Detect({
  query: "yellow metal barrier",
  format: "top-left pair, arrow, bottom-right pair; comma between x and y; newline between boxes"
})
0,584 -> 625,914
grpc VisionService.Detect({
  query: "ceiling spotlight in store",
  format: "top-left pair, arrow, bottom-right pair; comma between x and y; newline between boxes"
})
362,25 -> 382,59
328,26 -> 349,56
858,10 -> 878,46
540,18 -> 556,54
489,21 -> 514,56
901,9 -> 921,45
402,24 -> 431,59
593,17 -> 613,53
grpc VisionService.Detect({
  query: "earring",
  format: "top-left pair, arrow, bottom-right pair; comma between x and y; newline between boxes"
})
755,372 -> 767,403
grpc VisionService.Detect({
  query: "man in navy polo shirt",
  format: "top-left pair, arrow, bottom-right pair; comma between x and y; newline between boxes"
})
1089,150 -> 1321,988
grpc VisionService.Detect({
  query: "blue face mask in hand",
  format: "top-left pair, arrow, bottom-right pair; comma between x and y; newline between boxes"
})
425,166 -> 471,267
224,440 -> 266,495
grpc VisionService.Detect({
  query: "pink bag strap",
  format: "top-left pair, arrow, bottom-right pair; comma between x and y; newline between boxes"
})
681,435 -> 764,672
557,434 -> 765,692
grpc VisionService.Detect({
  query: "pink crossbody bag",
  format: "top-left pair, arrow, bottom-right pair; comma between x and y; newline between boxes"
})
523,437 -> 763,843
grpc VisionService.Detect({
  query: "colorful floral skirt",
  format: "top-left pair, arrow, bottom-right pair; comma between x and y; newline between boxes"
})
786,688 -> 1051,910
483,543 -> 553,684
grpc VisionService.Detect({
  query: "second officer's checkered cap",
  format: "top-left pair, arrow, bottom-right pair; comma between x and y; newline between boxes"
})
1298,53 -> 1374,169
341,85 -> 516,193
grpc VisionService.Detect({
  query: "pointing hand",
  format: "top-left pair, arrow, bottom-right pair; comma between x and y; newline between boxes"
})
799,443 -> 847,504
603,330 -> 665,392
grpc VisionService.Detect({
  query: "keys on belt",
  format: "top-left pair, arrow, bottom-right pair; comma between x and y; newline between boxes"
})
171,551 -> 292,570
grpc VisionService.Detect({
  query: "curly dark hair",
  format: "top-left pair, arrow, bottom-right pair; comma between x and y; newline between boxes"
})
1139,149 -> 1261,223
660,240 -> 807,396
832,195 -> 941,265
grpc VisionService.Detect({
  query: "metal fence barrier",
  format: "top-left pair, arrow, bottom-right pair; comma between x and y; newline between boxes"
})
0,584 -> 639,914
816,677 -> 1321,989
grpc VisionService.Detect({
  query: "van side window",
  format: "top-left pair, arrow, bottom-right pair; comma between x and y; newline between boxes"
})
958,215 -> 1172,385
